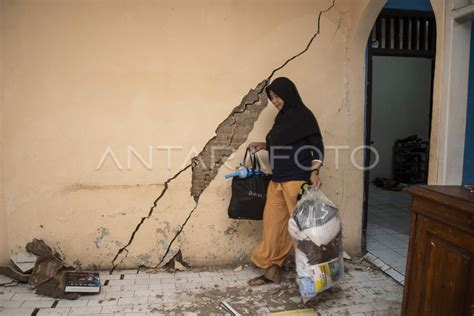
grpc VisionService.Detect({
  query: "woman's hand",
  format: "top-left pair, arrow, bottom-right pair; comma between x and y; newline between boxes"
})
310,171 -> 322,188
310,160 -> 322,188
247,142 -> 266,152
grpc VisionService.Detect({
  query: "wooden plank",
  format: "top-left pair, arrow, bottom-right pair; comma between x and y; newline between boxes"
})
421,235 -> 470,316
401,210 -> 418,315
406,185 -> 474,213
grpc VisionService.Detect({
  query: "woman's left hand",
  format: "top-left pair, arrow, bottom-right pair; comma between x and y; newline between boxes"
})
310,172 -> 322,188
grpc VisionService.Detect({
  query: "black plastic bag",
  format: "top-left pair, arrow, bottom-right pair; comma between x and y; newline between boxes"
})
227,149 -> 271,220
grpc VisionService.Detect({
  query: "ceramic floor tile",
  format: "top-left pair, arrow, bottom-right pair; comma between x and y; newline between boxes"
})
367,240 -> 388,251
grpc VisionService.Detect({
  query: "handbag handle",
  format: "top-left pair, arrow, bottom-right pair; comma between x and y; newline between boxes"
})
242,148 -> 261,170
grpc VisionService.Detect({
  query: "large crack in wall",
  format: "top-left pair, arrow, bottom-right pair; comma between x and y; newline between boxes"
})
110,0 -> 336,272
110,165 -> 191,271
190,80 -> 268,200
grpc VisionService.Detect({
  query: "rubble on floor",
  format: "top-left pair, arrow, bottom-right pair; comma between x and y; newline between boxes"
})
0,239 -> 80,300
0,258 -> 403,315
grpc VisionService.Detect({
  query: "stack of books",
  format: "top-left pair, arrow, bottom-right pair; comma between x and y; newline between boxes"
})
64,271 -> 101,293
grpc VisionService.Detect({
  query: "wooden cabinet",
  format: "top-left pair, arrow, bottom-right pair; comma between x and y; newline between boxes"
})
403,185 -> 474,316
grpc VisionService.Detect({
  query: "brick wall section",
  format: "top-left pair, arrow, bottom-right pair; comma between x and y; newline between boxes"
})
191,80 -> 268,200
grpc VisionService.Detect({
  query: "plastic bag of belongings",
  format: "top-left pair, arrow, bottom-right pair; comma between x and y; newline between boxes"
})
288,184 -> 344,302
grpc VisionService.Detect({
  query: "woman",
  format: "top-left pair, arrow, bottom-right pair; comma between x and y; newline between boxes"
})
247,77 -> 324,286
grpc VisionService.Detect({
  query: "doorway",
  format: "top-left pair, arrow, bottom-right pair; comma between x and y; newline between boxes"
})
362,8 -> 436,282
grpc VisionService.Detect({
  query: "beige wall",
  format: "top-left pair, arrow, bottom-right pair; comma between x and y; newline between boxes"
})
0,0 -> 444,269
0,0 -> 9,266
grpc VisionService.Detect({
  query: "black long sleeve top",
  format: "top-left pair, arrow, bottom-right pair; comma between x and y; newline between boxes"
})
267,133 -> 324,182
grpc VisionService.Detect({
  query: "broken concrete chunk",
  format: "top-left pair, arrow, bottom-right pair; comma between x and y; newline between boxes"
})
29,258 -> 64,288
26,238 -> 62,261
24,239 -> 84,300
10,251 -> 38,273
0,274 -> 15,285
0,265 -> 30,283
163,250 -> 190,271
35,276 -> 80,300
190,80 -> 268,200
26,239 -> 64,288
174,261 -> 187,271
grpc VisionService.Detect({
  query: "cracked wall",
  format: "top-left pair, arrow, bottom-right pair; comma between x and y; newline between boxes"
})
0,0 -> 447,268
1,0 -> 355,268
190,81 -> 268,200
0,0 -> 7,266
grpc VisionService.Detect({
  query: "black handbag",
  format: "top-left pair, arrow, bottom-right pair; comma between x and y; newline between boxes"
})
227,149 -> 272,220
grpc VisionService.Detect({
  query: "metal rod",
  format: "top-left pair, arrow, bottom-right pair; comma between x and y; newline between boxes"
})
220,301 -> 241,316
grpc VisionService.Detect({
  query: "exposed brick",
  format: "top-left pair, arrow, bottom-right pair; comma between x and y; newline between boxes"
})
191,80 -> 268,200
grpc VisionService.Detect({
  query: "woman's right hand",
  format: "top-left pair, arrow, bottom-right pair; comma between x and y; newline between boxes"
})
247,142 -> 266,152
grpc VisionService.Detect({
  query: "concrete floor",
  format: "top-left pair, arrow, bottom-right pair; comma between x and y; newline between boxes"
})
366,184 -> 411,284
0,259 -> 402,315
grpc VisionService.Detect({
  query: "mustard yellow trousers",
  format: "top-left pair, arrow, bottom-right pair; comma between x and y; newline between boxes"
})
250,180 -> 305,269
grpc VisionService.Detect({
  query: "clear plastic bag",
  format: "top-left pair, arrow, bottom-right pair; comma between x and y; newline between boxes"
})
289,185 -> 344,302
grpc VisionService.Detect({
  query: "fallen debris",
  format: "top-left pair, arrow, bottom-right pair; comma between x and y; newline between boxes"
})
220,300 -> 241,316
26,239 -> 80,300
10,251 -> 38,274
174,261 -> 187,271
163,250 -> 190,272
0,274 -> 18,287
0,265 -> 30,283
268,309 -> 317,315
0,239 -> 89,299
233,265 -> 242,272
27,239 -> 66,288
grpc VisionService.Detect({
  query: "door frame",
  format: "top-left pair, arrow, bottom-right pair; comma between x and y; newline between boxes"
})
362,9 -> 437,252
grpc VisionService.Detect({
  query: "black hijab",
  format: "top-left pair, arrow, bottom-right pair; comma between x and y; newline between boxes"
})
265,77 -> 322,146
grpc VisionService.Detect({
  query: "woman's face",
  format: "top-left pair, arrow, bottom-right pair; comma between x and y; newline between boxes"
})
269,90 -> 284,110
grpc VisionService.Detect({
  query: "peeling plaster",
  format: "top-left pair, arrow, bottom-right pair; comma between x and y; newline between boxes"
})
110,0 -> 337,271
224,222 -> 241,236
334,6 -> 352,114
154,202 -> 199,268
110,165 -> 191,271
137,253 -> 151,264
190,80 -> 268,200
72,260 -> 82,270
95,227 -> 110,249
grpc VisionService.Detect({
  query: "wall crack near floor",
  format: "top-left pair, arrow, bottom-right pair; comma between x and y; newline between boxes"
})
110,164 -> 191,272
110,0 -> 337,271
154,201 -> 199,268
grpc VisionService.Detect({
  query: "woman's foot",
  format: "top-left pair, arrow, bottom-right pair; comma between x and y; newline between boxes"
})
247,265 -> 281,286
247,274 -> 278,286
